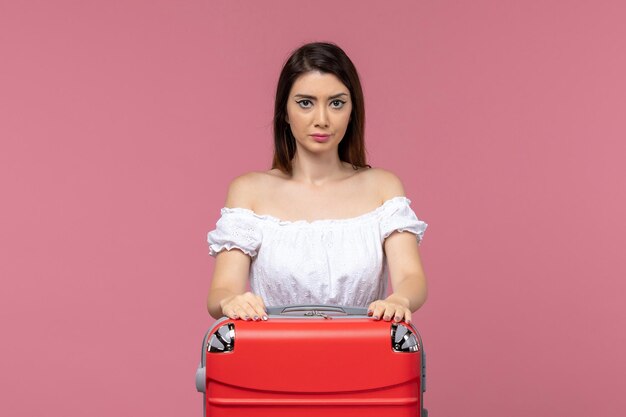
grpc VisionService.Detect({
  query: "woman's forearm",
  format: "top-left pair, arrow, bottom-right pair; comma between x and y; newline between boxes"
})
385,274 -> 428,313
207,287 -> 237,319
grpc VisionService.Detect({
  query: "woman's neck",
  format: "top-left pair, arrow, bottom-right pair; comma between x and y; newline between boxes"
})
290,151 -> 347,186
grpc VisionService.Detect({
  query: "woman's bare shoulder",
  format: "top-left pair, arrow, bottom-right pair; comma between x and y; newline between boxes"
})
359,167 -> 406,201
225,170 -> 285,209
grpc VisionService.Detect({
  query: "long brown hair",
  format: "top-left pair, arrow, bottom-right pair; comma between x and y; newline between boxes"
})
272,42 -> 368,175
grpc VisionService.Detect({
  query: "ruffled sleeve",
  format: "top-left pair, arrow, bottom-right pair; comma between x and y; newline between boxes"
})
379,197 -> 428,245
207,208 -> 262,258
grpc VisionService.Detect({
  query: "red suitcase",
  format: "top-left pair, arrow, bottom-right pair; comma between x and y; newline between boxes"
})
195,305 -> 427,417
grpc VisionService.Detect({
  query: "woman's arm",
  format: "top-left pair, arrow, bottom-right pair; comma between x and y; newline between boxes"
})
383,231 -> 428,313
374,218 -> 428,324
207,249 -> 252,319
206,174 -> 267,320
367,169 -> 428,323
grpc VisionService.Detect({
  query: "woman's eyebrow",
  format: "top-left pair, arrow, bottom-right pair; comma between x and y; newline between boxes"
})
294,93 -> 349,100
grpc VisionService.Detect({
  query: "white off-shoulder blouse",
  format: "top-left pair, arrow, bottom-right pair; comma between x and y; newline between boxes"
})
207,196 -> 427,308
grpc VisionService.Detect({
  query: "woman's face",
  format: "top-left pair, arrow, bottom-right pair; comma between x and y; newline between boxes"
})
285,70 -> 353,156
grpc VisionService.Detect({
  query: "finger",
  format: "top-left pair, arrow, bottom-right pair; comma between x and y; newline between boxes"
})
393,307 -> 409,323
225,308 -> 239,320
234,301 -> 254,321
242,294 -> 262,321
256,295 -> 267,310
255,296 -> 268,320
367,301 -> 378,316
223,296 -> 247,319
242,303 -> 258,321
221,302 -> 239,320
373,303 -> 386,320
246,303 -> 264,321
253,302 -> 266,321
248,297 -> 265,320
405,309 -> 412,324
383,305 -> 398,321
234,306 -> 248,320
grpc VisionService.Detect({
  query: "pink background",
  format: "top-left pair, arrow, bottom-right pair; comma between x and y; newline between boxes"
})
1,1 -> 625,416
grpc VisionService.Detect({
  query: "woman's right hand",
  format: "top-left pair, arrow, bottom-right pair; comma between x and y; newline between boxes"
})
220,291 -> 268,321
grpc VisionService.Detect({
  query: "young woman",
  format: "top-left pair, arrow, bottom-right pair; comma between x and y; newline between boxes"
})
206,42 -> 428,324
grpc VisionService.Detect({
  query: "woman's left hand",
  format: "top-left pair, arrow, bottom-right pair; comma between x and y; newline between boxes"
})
367,298 -> 412,324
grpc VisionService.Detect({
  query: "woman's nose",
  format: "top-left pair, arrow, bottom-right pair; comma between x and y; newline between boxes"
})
314,106 -> 329,127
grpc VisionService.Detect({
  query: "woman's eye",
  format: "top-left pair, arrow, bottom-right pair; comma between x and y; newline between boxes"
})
297,100 -> 312,108
331,100 -> 346,109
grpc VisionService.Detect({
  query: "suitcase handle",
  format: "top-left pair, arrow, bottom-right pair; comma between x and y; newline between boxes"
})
266,304 -> 368,316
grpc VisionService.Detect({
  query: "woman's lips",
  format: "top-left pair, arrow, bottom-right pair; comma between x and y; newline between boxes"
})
311,134 -> 330,142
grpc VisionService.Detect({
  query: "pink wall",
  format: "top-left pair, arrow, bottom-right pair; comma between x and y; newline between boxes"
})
1,1 -> 625,416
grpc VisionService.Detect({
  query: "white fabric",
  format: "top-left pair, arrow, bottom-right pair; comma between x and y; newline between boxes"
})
207,196 -> 427,308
